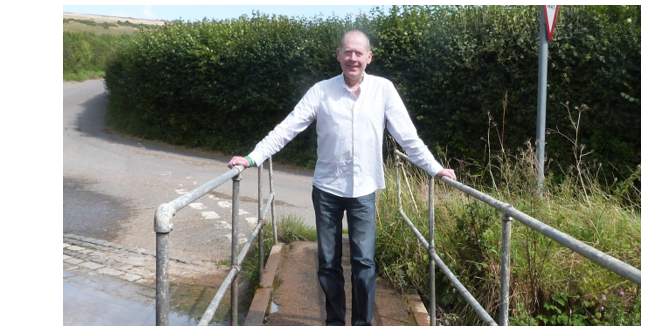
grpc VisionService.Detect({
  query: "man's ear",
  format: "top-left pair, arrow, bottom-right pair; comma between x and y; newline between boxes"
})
368,50 -> 373,63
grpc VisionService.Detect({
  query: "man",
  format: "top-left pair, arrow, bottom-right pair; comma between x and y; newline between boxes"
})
228,30 -> 456,325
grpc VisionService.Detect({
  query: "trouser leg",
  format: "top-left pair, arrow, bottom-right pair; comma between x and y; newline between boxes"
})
346,191 -> 377,326
312,186 -> 345,325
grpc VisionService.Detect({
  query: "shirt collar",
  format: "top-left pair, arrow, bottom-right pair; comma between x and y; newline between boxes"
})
339,72 -> 368,91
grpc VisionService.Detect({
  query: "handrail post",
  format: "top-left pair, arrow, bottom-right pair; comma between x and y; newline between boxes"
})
428,176 -> 436,326
231,172 -> 242,326
258,164 -> 264,284
269,157 -> 278,244
154,204 -> 174,326
499,206 -> 513,326
394,153 -> 402,210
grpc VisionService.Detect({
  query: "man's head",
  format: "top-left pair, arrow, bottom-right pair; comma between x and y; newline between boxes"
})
336,30 -> 373,87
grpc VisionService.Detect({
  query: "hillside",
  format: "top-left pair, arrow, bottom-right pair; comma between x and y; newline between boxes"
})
63,12 -> 166,35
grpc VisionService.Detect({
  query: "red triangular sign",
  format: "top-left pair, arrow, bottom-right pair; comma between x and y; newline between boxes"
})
544,5 -> 559,42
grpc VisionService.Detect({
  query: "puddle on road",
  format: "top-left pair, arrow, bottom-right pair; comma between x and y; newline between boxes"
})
262,301 -> 279,325
63,270 -> 249,326
270,301 -> 279,314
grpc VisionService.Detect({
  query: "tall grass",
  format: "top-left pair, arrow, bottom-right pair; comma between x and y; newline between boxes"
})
240,215 -> 317,284
62,70 -> 105,82
63,31 -> 131,81
374,110 -> 641,325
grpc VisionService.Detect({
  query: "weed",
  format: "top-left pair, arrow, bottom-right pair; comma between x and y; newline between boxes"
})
240,215 -> 317,284
63,70 -> 105,82
374,110 -> 641,325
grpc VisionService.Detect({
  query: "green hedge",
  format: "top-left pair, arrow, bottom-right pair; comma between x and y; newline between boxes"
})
104,5 -> 640,182
63,31 -> 130,74
367,6 -> 640,184
105,13 -> 360,167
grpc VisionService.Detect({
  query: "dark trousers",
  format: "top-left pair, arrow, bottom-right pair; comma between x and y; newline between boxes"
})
312,186 -> 376,326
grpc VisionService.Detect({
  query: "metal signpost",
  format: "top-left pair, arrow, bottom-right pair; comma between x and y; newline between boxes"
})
536,5 -> 558,189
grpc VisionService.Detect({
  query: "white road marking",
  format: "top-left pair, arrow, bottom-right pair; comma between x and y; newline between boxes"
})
189,203 -> 207,210
214,221 -> 230,229
201,211 -> 220,219
223,235 -> 248,244
175,189 -> 187,195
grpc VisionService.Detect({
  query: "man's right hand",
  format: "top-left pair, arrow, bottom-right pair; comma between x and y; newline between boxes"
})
228,156 -> 251,169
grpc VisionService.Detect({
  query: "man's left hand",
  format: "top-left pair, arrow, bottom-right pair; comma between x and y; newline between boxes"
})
435,169 -> 457,181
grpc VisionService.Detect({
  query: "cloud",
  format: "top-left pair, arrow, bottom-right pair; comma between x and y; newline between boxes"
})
141,5 -> 157,20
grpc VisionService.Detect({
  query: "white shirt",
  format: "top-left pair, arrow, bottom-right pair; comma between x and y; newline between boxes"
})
248,73 -> 443,198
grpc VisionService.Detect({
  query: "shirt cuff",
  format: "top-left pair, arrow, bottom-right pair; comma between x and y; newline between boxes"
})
247,152 -> 263,167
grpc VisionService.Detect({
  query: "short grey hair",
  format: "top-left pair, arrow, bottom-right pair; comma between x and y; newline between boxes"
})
338,30 -> 371,52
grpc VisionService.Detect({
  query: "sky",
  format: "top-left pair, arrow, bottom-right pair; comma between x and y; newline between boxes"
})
62,5 -> 393,22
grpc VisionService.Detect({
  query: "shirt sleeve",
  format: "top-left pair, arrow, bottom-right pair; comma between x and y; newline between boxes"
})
383,81 -> 444,177
247,84 -> 319,166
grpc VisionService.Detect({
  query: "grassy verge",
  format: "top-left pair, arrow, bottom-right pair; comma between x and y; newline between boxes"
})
63,70 -> 105,82
374,140 -> 640,325
237,215 -> 317,285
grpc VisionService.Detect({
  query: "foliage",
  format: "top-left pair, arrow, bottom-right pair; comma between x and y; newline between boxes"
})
240,214 -> 317,283
63,31 -> 131,77
63,17 -> 160,35
375,135 -> 640,325
103,5 -> 640,191
105,13 -> 359,165
367,5 -> 640,187
63,70 -> 105,82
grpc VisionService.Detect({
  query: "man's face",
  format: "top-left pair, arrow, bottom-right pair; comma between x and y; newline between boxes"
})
336,32 -> 373,85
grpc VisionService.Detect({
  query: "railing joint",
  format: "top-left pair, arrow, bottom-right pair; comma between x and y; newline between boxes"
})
428,245 -> 435,255
499,204 -> 514,220
154,203 -> 174,233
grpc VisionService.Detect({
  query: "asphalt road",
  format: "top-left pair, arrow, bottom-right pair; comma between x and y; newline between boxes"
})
63,79 -> 315,262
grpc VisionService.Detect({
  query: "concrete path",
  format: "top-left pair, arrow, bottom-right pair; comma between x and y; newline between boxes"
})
245,235 -> 430,326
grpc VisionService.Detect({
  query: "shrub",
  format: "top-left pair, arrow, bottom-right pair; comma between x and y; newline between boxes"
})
63,31 -> 130,75
103,5 -> 640,192
375,136 -> 640,325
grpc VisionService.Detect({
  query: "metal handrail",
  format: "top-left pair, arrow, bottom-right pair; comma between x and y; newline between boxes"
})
393,150 -> 641,326
154,158 -> 277,326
